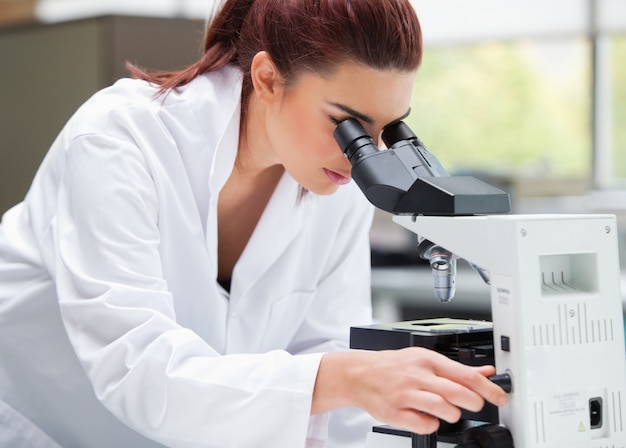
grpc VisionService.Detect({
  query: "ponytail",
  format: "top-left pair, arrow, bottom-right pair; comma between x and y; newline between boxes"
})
127,0 -> 255,94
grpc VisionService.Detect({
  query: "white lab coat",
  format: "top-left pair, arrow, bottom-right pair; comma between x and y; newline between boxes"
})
0,66 -> 375,447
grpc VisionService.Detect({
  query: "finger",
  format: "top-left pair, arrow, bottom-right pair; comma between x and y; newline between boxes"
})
390,407 -> 441,435
432,360 -> 508,407
475,364 -> 496,377
467,370 -> 508,407
415,375 -> 485,413
404,389 -> 462,424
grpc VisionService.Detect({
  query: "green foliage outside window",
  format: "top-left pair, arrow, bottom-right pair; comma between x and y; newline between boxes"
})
407,39 -> 591,179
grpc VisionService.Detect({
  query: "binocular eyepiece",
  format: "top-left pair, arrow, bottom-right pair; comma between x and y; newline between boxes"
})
333,119 -> 422,163
332,118 -> 450,214
332,118 -> 511,216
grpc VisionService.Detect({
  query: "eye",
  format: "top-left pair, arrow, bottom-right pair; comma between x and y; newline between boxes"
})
330,116 -> 364,128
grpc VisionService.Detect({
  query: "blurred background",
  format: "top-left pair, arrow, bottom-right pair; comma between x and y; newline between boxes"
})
1,0 -> 625,323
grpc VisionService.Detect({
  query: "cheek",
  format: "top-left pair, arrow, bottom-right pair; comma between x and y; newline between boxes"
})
322,133 -> 344,160
281,114 -> 338,163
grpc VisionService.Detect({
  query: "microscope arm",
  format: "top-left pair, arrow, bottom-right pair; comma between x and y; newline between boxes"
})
394,215 -> 493,270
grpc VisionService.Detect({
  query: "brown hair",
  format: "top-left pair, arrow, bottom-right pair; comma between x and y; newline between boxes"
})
128,0 -> 422,117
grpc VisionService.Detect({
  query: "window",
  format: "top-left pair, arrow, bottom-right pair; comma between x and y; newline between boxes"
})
407,39 -> 591,181
610,34 -> 626,182
408,0 -> 626,192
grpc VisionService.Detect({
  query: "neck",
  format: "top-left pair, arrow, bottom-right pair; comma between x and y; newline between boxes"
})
236,95 -> 281,177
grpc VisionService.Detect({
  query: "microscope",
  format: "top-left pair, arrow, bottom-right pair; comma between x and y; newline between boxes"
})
334,119 -> 626,447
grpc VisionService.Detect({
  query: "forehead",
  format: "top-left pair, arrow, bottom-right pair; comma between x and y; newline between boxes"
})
291,61 -> 416,123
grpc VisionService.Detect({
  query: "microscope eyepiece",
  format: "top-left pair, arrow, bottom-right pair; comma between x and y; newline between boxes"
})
381,120 -> 418,148
333,119 -> 379,162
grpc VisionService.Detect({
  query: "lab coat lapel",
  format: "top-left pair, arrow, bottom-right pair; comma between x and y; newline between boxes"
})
188,67 -> 241,277
204,113 -> 238,276
231,174 -> 311,302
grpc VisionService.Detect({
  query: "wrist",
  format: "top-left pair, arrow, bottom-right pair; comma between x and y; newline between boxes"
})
311,351 -> 366,414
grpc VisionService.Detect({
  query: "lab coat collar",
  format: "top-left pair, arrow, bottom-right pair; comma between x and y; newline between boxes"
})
203,66 -> 242,200
183,66 -> 242,275
205,111 -> 240,275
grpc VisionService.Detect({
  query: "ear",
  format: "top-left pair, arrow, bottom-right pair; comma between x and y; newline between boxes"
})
250,51 -> 283,106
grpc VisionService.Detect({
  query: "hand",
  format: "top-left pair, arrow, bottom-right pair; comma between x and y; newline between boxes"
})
312,347 -> 508,435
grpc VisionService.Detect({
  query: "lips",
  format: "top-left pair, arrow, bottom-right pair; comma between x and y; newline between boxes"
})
323,168 -> 351,185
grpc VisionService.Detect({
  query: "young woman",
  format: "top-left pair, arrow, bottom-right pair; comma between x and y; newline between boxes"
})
0,0 -> 507,447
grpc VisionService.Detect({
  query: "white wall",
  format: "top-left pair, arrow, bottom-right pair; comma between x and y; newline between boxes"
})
36,0 -> 626,40
35,0 -> 214,22
412,0 -> 626,46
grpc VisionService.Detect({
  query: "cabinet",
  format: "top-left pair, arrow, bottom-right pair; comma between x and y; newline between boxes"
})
0,15 -> 205,213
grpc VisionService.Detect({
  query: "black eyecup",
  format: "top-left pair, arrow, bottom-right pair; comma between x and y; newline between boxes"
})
334,119 -> 371,152
381,121 -> 417,148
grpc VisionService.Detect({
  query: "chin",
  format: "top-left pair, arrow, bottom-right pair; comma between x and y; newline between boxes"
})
308,183 -> 340,196
295,173 -> 342,196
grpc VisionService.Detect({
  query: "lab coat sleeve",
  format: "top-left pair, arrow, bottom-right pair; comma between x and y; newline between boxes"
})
51,133 -> 323,448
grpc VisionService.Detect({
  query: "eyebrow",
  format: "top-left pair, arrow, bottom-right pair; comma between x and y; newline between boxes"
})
329,102 -> 412,127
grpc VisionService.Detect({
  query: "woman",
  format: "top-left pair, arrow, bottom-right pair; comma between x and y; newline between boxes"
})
0,0 -> 507,447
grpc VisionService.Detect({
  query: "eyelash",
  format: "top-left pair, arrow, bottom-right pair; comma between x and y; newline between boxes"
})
329,116 -> 341,125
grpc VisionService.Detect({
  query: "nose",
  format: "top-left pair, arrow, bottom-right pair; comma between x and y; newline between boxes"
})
339,156 -> 352,175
